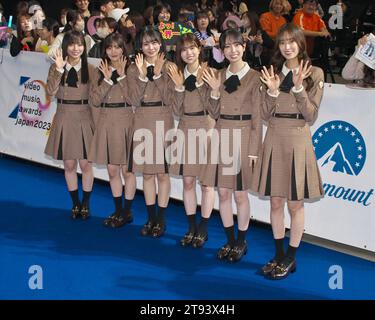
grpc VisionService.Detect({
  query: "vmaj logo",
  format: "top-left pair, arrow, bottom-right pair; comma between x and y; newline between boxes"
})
312,121 -> 366,176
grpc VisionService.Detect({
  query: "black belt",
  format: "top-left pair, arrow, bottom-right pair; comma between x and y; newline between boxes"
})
184,110 -> 207,116
141,101 -> 164,107
220,114 -> 252,120
101,102 -> 128,108
273,113 -> 304,120
57,99 -> 88,105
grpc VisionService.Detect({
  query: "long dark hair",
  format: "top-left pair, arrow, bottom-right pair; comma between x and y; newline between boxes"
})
271,23 -> 313,88
135,26 -> 166,55
241,11 -> 261,36
98,32 -> 129,84
175,33 -> 203,72
61,30 -> 89,85
153,3 -> 171,25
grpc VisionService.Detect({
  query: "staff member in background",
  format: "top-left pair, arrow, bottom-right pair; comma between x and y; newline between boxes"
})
260,0 -> 289,40
45,31 -> 96,220
256,23 -> 324,280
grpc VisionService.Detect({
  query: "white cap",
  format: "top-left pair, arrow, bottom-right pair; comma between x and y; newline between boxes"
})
108,8 -> 130,22
28,5 -> 43,15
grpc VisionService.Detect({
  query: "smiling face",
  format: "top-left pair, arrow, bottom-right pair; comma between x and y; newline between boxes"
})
278,32 -> 299,61
106,42 -> 123,63
142,36 -> 161,58
75,0 -> 89,11
180,41 -> 200,65
67,42 -> 85,59
158,8 -> 171,22
271,0 -> 284,15
223,36 -> 245,63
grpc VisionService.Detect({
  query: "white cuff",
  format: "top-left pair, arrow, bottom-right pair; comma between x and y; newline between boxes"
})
210,92 -> 220,100
139,75 -> 148,82
56,68 -> 64,74
248,155 -> 258,159
267,89 -> 280,98
196,81 -> 204,88
117,75 -> 126,82
292,86 -> 304,93
175,86 -> 185,92
104,78 -> 114,86
153,73 -> 162,80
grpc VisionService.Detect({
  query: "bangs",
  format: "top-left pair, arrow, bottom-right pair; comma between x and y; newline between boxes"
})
142,32 -> 160,44
67,34 -> 84,46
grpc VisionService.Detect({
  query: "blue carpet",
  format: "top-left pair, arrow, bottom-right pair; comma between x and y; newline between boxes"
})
0,156 -> 374,300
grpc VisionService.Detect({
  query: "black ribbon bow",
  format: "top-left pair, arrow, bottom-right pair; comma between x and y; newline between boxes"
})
279,71 -> 294,93
184,75 -> 197,92
146,65 -> 154,82
224,75 -> 241,93
66,67 -> 79,87
111,70 -> 120,85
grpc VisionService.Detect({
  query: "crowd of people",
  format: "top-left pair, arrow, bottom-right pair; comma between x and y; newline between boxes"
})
0,0 -> 374,281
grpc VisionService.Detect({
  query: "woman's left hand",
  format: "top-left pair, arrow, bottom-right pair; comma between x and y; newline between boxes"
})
293,60 -> 312,90
116,55 -> 127,77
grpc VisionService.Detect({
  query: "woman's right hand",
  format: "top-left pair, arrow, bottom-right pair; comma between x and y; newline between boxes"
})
167,64 -> 184,88
135,53 -> 147,79
98,59 -> 112,81
260,65 -> 280,94
53,48 -> 68,70
358,35 -> 368,47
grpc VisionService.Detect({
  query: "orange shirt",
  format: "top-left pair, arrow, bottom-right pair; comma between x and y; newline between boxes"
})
292,11 -> 326,55
260,12 -> 287,39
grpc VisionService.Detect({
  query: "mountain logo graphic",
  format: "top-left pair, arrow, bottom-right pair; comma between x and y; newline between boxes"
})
312,121 -> 366,176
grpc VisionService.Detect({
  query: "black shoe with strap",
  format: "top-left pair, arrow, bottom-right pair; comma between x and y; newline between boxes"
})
151,223 -> 166,238
110,211 -> 133,228
140,221 -> 154,236
227,241 -> 247,262
261,259 -> 279,276
267,257 -> 297,280
71,205 -> 81,219
191,233 -> 208,248
103,212 -> 119,227
217,243 -> 233,260
180,232 -> 195,247
80,204 -> 90,220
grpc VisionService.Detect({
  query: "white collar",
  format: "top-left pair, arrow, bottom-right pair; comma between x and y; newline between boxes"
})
282,63 -> 299,76
226,62 -> 250,80
184,65 -> 200,79
146,61 -> 155,67
66,60 -> 82,72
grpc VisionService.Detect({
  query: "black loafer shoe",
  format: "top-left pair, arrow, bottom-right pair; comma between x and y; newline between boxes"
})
191,233 -> 208,248
140,221 -> 154,236
103,212 -> 118,227
151,223 -> 166,238
261,259 -> 279,275
180,232 -> 195,247
268,258 -> 297,280
71,205 -> 81,219
227,241 -> 247,262
110,212 -> 133,228
80,205 -> 90,220
217,244 -> 233,260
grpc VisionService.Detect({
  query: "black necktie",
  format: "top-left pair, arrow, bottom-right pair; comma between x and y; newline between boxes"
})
224,75 -> 241,93
66,67 -> 78,87
279,71 -> 294,93
147,65 -> 154,82
184,75 -> 197,92
111,70 -> 120,85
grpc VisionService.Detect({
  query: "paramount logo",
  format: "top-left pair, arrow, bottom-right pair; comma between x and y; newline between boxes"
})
319,142 -> 355,175
323,183 -> 373,207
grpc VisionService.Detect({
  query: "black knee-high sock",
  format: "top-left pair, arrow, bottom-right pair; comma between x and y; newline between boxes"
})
157,205 -> 166,225
187,214 -> 196,233
197,217 -> 209,236
82,190 -> 91,207
113,196 -> 123,214
146,204 -> 157,223
286,245 -> 298,260
237,229 -> 247,245
69,189 -> 80,207
224,225 -> 235,247
123,198 -> 133,215
274,238 -> 285,262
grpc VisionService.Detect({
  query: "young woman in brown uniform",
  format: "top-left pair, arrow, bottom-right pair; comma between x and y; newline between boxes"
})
130,27 -> 175,238
45,31 -> 95,219
89,33 -> 146,228
257,23 -> 324,279
167,33 -> 216,248
201,28 -> 263,262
